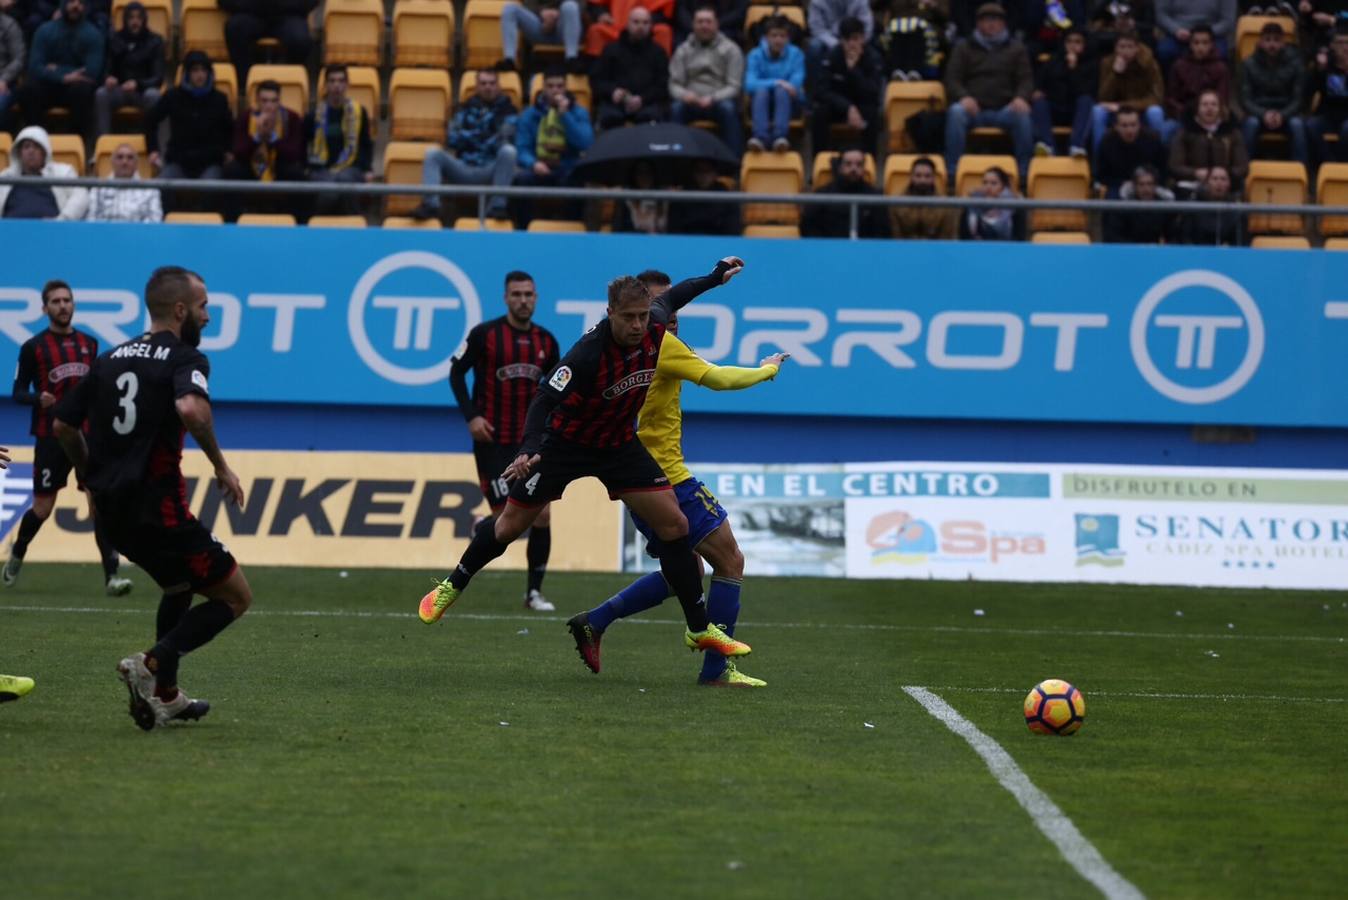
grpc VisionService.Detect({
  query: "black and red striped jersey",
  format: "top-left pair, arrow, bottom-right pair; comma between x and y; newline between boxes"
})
11,328 -> 99,437
53,331 -> 211,527
449,316 -> 560,445
540,318 -> 666,448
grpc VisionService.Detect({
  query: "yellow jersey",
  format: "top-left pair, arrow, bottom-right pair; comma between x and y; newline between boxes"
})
637,331 -> 779,486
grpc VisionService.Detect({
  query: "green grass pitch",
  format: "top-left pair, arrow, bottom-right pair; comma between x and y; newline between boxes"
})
2,564 -> 1346,899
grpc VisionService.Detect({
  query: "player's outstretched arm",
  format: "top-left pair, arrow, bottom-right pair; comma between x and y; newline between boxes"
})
699,353 -> 791,391
660,256 -> 746,313
176,394 -> 245,508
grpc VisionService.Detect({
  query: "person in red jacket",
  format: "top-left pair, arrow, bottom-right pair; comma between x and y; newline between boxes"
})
1163,24 -> 1229,145
223,79 -> 305,219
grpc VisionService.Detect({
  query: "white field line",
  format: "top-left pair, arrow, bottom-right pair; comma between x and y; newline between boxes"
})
903,686 -> 1146,900
0,603 -> 1344,645
921,685 -> 1347,705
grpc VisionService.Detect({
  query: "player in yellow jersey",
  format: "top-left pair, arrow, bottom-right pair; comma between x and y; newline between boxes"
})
566,271 -> 789,687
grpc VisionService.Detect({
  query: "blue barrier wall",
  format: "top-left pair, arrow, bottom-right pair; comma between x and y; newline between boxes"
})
4,221 -> 1348,428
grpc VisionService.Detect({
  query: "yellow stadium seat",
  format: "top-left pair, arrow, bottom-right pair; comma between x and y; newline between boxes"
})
527,219 -> 587,232
382,141 -> 435,215
180,0 -> 230,61
812,151 -> 877,189
1235,15 -> 1297,62
1031,231 -> 1091,244
954,154 -> 1019,197
1027,156 -> 1090,232
94,134 -> 150,178
1251,235 -> 1311,249
741,149 -> 805,225
463,0 -> 512,70
324,0 -> 385,67
384,216 -> 444,228
165,212 -> 225,224
393,0 -> 456,69
390,68 -> 452,141
238,214 -> 298,227
246,65 -> 309,114
1316,163 -> 1348,237
48,134 -> 85,173
743,4 -> 807,38
743,224 -> 801,238
309,215 -> 369,228
1246,160 -> 1307,236
885,80 -> 945,152
454,217 -> 515,231
461,69 -> 524,109
320,66 -> 381,124
0,132 -> 10,169
527,72 -> 590,113
1323,237 -> 1348,249
111,0 -> 172,54
883,154 -> 947,195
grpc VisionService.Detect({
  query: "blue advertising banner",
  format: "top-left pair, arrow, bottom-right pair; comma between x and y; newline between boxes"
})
3,221 -> 1347,426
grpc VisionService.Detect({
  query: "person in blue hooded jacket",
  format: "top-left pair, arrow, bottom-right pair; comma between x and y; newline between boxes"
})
745,15 -> 805,152
17,0 -> 103,137
512,65 -> 593,227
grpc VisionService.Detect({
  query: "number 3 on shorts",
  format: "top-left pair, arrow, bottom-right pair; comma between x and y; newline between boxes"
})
524,473 -> 541,496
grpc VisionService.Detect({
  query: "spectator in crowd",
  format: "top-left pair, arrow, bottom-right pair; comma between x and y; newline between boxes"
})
592,5 -> 669,129
745,15 -> 804,152
1021,0 -> 1088,62
146,51 -> 234,187
891,155 -> 958,238
808,0 -> 873,70
1030,26 -> 1096,157
513,65 -> 593,227
1154,0 -> 1234,65
801,146 -> 890,237
0,125 -> 87,219
585,0 -> 674,58
305,65 -> 374,217
1239,21 -> 1306,164
222,0 -> 318,82
1163,24 -> 1227,144
812,16 -> 882,152
961,164 -> 1020,239
669,5 -> 744,152
11,0 -> 108,38
666,157 -> 740,233
1094,104 -> 1167,194
675,0 -> 747,45
1177,164 -> 1241,244
1103,162 -> 1175,242
944,3 -> 1034,184
85,141 -> 162,222
1307,29 -> 1348,162
18,0 -> 102,137
874,0 -> 948,82
95,2 -> 164,138
613,159 -> 668,233
1092,30 -> 1164,156
0,5 -> 22,132
1302,0 -> 1348,47
1169,88 -> 1247,190
499,0 -> 584,73
410,68 -> 518,222
1086,0 -> 1156,54
224,79 -> 304,218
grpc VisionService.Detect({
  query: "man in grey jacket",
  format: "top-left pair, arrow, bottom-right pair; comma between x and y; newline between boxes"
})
669,4 -> 744,152
0,6 -> 22,132
1239,21 -> 1306,165
944,3 -> 1034,184
1155,0 -> 1235,66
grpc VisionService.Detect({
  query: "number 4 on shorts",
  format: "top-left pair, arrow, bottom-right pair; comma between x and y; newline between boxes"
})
524,473 -> 541,495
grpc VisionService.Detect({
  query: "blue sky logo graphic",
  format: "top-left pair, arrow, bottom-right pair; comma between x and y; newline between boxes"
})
1075,513 -> 1124,567
0,463 -> 35,544
866,510 -> 937,564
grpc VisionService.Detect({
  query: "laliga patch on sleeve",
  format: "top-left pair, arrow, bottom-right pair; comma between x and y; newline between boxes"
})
548,366 -> 572,391
191,369 -> 209,393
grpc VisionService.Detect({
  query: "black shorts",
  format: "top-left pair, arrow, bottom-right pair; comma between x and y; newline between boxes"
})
94,496 -> 237,594
473,441 -> 521,509
508,438 -> 670,508
32,436 -> 75,495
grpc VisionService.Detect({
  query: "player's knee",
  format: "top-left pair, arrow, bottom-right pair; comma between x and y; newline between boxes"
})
228,591 -> 252,617
654,511 -> 689,541
716,546 -> 746,580
30,497 -> 54,519
535,504 -> 552,527
493,511 -> 529,543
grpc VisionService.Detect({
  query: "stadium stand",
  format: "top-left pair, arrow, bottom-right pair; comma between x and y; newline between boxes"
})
0,133 -> 11,170
1027,157 -> 1091,234
180,0 -> 231,62
743,224 -> 803,238
1250,235 -> 1311,248
383,216 -> 444,228
320,67 -> 382,124
1246,161 -> 1308,237
454,217 -> 515,231
323,0 -> 386,68
883,154 -> 947,195
462,1 -> 513,70
165,212 -> 226,224
94,134 -> 150,177
238,214 -> 299,227
527,73 -> 591,114
390,69 -> 452,141
393,0 -> 456,69
1031,231 -> 1092,244
461,70 -> 524,109
48,135 -> 86,175
1235,15 -> 1298,62
382,141 -> 435,216
954,154 -> 1019,197
246,65 -> 310,114
812,152 -> 877,190
111,0 -> 173,52
1318,164 -> 1348,239
527,220 -> 588,232
309,215 -> 369,228
885,81 -> 945,153
741,150 -> 805,225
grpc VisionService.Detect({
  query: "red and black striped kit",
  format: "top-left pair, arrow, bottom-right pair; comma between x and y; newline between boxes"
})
13,328 -> 98,437
460,317 -> 559,445
549,323 -> 665,448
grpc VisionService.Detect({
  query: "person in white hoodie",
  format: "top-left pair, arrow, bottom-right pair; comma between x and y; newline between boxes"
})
0,125 -> 89,220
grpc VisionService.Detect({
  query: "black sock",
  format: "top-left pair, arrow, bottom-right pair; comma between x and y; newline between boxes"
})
93,519 -> 120,579
12,511 -> 43,557
526,526 -> 551,593
149,599 -> 236,690
156,591 -> 193,640
449,518 -> 511,590
656,538 -> 708,632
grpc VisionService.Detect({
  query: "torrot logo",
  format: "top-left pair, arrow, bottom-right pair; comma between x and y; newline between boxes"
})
347,251 -> 483,386
1130,270 -> 1265,405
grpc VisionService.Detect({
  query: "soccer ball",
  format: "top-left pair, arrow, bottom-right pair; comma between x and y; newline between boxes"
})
1023,679 -> 1085,736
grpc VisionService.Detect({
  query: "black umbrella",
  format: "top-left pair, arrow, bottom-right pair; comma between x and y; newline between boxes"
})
572,122 -> 740,186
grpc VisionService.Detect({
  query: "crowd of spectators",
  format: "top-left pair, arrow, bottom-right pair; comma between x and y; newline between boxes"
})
0,0 -> 1346,242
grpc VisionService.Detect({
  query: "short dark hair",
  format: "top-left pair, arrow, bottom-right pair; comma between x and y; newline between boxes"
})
763,14 -> 789,33
1190,23 -> 1214,39
1115,104 -> 1140,120
984,166 -> 1010,189
694,3 -> 719,19
256,79 -> 281,97
543,63 -> 567,81
1114,29 -> 1139,44
504,270 -> 534,287
1133,163 -> 1160,182
326,63 -> 349,81
636,269 -> 671,290
146,266 -> 203,321
839,16 -> 865,40
911,156 -> 937,174
41,279 -> 72,305
606,275 -> 649,309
